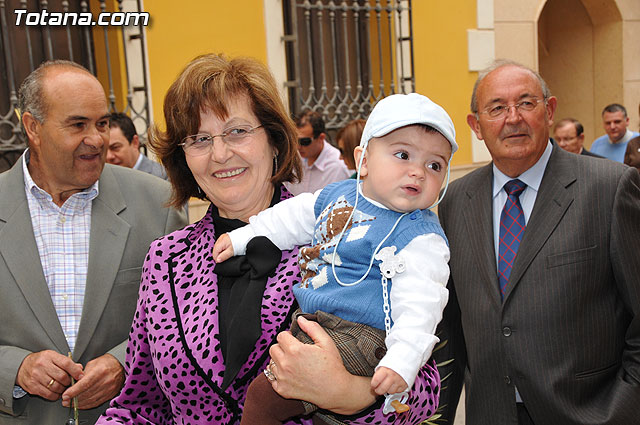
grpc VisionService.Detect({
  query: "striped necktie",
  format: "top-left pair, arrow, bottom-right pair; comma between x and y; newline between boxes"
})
498,179 -> 526,299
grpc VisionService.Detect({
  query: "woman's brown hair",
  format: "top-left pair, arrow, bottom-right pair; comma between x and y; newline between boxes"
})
336,118 -> 366,170
149,54 -> 302,208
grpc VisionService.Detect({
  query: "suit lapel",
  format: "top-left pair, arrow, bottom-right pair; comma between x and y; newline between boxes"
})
503,147 -> 575,302
460,165 -> 503,308
74,167 -> 130,359
0,159 -> 69,352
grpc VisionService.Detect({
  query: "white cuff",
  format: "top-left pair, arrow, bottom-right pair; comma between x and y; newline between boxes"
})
228,225 -> 257,256
376,335 -> 439,389
12,385 -> 27,399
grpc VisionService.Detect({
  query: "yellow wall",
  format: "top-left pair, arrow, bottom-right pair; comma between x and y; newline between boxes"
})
412,1 -> 478,166
144,1 -> 269,129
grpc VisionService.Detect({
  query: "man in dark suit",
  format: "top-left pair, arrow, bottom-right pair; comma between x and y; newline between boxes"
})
107,112 -> 168,180
553,117 -> 602,158
0,60 -> 187,424
434,60 -> 640,424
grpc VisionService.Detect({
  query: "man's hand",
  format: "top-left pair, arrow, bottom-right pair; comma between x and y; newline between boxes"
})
61,353 -> 124,409
16,350 -> 84,401
371,366 -> 408,395
212,233 -> 234,263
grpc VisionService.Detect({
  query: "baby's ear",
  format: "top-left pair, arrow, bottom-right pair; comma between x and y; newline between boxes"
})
353,146 -> 368,177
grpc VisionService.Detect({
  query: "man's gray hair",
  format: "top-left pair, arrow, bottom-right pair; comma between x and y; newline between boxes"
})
17,60 -> 90,127
470,59 -> 552,114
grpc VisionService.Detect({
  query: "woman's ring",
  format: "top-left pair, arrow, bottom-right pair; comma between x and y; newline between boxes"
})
46,378 -> 55,389
264,362 -> 277,382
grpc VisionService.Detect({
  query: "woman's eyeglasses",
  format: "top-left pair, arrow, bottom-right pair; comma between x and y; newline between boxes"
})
180,124 -> 263,156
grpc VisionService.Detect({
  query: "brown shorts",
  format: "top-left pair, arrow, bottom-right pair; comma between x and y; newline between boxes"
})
290,309 -> 387,417
290,309 -> 388,376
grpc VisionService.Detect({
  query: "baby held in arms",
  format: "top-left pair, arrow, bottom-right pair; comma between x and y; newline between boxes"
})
213,93 -> 457,425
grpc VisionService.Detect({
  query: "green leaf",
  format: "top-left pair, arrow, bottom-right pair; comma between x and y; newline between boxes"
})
437,358 -> 454,368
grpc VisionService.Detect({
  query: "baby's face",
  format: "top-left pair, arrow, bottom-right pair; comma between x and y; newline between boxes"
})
356,125 -> 451,212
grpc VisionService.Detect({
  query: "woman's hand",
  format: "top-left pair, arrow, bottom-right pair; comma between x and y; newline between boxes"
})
268,316 -> 379,415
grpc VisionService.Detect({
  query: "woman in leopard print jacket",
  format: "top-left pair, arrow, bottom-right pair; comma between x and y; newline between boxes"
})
97,54 -> 441,425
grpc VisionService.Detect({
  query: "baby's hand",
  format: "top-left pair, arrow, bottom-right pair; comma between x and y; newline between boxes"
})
370,366 -> 408,395
212,233 -> 234,263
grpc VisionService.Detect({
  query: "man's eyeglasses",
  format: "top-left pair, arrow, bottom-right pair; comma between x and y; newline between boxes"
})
180,124 -> 263,156
480,98 -> 544,121
298,137 -> 313,146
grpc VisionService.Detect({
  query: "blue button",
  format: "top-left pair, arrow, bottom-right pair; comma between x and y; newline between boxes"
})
409,212 -> 417,220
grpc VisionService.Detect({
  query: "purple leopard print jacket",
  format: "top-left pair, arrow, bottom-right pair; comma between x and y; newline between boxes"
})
97,201 -> 440,425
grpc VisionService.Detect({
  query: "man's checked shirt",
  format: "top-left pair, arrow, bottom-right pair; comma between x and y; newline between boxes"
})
22,152 -> 98,354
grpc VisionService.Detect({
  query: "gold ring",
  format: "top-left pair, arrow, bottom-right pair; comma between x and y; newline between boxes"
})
46,378 -> 55,389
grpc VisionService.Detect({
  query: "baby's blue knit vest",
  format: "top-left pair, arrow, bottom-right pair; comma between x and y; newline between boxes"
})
293,180 -> 447,330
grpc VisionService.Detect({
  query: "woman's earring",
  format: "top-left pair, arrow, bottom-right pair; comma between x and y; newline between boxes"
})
273,154 -> 278,175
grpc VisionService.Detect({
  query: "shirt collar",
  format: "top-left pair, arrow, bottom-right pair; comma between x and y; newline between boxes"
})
621,129 -> 635,144
22,149 -> 100,204
132,152 -> 144,170
492,140 -> 553,197
606,129 -> 635,144
306,140 -> 332,171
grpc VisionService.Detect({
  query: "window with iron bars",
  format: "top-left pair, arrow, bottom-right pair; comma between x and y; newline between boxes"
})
0,0 -> 151,172
282,0 -> 414,138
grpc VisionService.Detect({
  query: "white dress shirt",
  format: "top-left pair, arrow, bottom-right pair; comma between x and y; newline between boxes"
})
285,141 -> 350,195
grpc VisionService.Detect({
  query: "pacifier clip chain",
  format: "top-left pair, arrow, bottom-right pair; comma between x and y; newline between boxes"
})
375,246 -> 411,415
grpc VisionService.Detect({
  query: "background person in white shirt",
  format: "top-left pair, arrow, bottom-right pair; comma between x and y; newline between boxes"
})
284,110 -> 349,195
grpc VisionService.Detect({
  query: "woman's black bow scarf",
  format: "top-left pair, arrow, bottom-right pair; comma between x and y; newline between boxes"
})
212,188 -> 283,389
